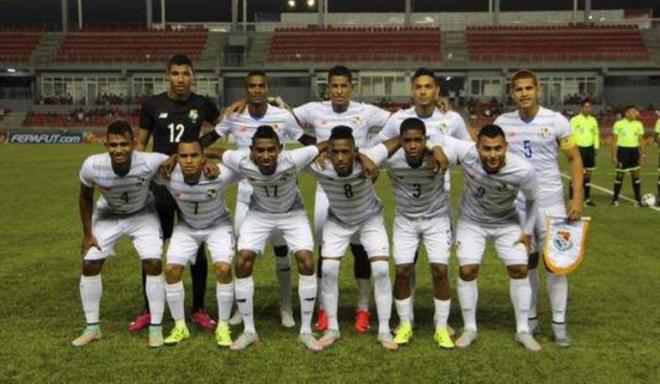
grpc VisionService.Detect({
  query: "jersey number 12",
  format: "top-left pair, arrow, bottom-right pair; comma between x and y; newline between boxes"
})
168,123 -> 185,143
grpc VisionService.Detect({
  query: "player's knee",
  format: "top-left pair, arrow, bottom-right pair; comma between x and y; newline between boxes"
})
235,250 -> 255,278
294,250 -> 314,275
528,252 -> 540,270
273,245 -> 289,258
459,265 -> 479,281
214,262 -> 232,284
507,264 -> 528,279
395,264 -> 413,280
321,259 -> 340,280
370,260 -> 389,281
430,263 -> 449,281
82,260 -> 103,276
142,258 -> 162,275
164,264 -> 184,283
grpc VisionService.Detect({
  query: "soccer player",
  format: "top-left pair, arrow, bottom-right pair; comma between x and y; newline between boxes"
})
133,53 -> 223,332
213,125 -> 326,351
291,65 -> 392,333
72,121 -> 169,348
372,67 -> 471,324
611,105 -> 646,207
570,99 -> 600,206
442,125 -> 541,352
158,139 -> 241,347
382,118 -> 454,348
656,115 -> 660,205
494,70 -> 584,347
200,70 -> 317,328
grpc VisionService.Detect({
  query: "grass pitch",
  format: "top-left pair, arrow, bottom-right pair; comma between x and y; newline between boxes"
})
0,143 -> 658,383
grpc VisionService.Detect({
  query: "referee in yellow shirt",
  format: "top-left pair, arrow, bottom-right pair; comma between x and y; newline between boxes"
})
611,105 -> 646,206
570,99 -> 599,206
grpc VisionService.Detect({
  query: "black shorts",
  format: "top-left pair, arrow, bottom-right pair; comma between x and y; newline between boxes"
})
616,147 -> 640,172
150,182 -> 177,240
578,146 -> 596,170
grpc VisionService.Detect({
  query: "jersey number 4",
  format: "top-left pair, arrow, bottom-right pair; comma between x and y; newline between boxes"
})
168,123 -> 185,143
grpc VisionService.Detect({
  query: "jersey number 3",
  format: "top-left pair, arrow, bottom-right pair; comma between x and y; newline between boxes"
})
168,123 -> 185,143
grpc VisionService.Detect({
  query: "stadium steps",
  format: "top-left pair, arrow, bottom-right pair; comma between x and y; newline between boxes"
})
442,30 -> 468,63
0,110 -> 27,131
246,33 -> 273,65
199,32 -> 223,68
640,29 -> 660,64
32,32 -> 64,65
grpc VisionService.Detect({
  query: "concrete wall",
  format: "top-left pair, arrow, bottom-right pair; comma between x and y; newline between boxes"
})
603,76 -> 660,106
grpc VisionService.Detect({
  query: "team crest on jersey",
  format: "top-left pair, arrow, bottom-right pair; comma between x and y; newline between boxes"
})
272,124 -> 281,131
188,109 -> 199,123
352,116 -> 362,126
552,230 -> 574,252
207,189 -> 218,199
495,182 -> 508,191
538,127 -> 552,138
439,121 -> 450,133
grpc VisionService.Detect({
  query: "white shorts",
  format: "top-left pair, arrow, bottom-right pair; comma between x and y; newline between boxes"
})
235,181 -> 287,248
455,219 -> 527,267
517,201 -> 567,252
237,209 -> 313,254
393,214 -> 452,265
84,207 -> 163,261
314,185 -> 360,245
166,220 -> 235,266
321,215 -> 389,259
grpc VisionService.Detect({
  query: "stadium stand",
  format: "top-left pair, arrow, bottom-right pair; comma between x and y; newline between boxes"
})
268,26 -> 442,62
22,108 -> 140,128
467,24 -> 650,62
53,27 -> 208,63
0,28 -> 45,62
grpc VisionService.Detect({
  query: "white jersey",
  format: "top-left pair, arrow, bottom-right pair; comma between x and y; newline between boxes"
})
79,152 -> 168,215
383,149 -> 448,220
222,146 -> 319,213
494,107 -> 571,206
161,164 -> 241,229
214,104 -> 304,148
442,137 -> 538,233
375,106 -> 470,144
293,101 -> 390,147
305,144 -> 389,226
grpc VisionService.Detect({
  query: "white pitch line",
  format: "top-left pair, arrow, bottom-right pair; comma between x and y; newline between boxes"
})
560,173 -> 660,212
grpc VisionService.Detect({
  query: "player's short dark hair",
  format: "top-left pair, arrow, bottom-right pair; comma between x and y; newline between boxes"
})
246,70 -> 268,85
329,125 -> 355,144
251,125 -> 280,145
511,69 -> 539,88
580,98 -> 592,106
106,120 -> 133,139
478,124 -> 506,141
412,68 -> 438,86
177,138 -> 203,153
624,104 -> 637,112
167,54 -> 193,70
328,65 -> 352,83
399,117 -> 426,136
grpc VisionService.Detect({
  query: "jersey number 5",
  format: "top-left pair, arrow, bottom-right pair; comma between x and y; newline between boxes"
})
523,140 -> 533,158
168,123 -> 185,143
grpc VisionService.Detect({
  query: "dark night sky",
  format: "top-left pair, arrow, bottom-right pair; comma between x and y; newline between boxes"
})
0,0 -> 657,24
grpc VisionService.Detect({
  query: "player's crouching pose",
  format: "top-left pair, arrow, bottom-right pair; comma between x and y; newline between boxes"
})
72,121 -> 170,348
382,118 -> 454,349
158,139 -> 241,348
214,125 -> 330,352
442,125 -> 542,352
306,126 -> 448,351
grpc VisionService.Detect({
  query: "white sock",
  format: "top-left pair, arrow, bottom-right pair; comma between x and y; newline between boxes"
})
80,275 -> 102,324
371,260 -> 392,334
434,298 -> 451,330
276,254 -> 292,310
510,277 -> 531,333
356,278 -> 370,312
409,269 -> 416,323
321,259 -> 340,331
298,274 -> 317,334
165,280 -> 185,323
216,282 -> 234,324
528,268 -> 539,319
457,277 -> 478,332
395,297 -> 411,325
235,276 -> 256,334
547,273 -> 568,323
146,274 -> 165,326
